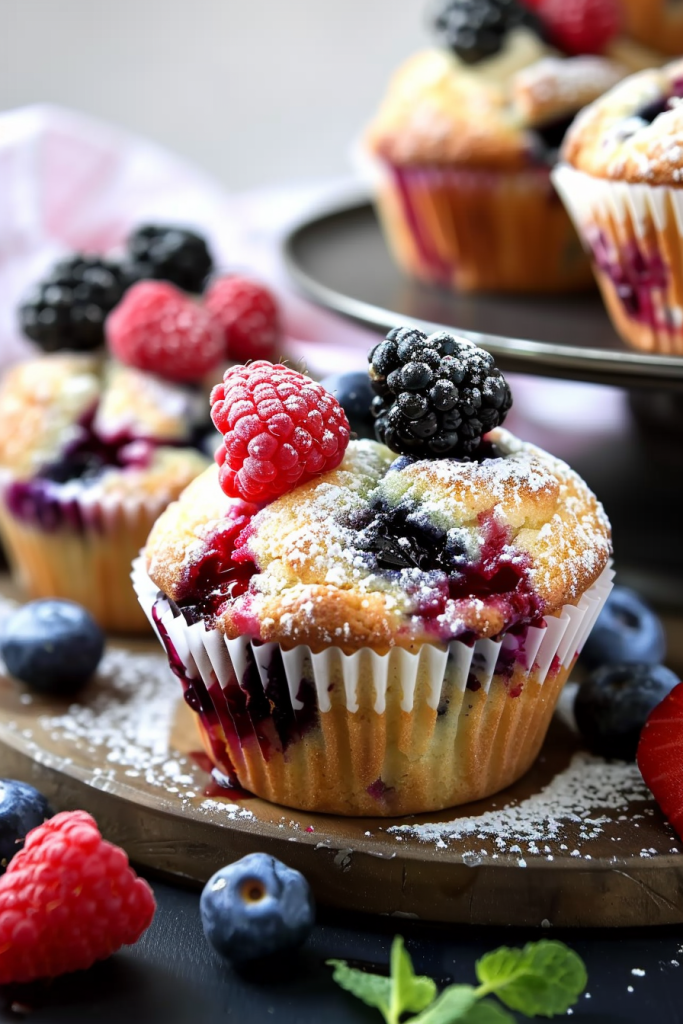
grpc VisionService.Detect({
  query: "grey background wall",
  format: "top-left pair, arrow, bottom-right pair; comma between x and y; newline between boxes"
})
0,0 -> 427,189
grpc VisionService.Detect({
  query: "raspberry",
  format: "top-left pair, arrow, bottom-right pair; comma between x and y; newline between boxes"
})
536,0 -> 620,55
0,810 -> 155,984
106,280 -> 223,383
211,362 -> 350,503
638,682 -> 683,841
205,276 -> 280,362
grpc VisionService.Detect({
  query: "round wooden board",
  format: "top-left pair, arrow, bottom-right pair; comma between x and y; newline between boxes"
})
1,596 -> 682,929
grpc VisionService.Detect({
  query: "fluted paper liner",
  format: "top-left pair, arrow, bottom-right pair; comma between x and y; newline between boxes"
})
553,163 -> 683,354
132,557 -> 614,816
0,470 -> 178,633
364,155 -> 592,293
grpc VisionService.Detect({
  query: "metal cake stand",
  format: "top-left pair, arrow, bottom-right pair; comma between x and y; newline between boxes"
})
283,194 -> 683,606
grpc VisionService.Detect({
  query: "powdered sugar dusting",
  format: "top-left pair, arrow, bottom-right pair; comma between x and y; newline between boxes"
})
389,753 -> 658,857
32,646 -> 254,823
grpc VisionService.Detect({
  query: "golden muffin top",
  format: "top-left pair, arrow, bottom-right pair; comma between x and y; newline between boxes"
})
144,431 -> 611,654
562,59 -> 683,185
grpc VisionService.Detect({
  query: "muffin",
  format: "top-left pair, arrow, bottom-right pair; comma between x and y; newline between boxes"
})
134,336 -> 613,816
617,0 -> 683,59
553,59 -> 683,354
0,355 -> 210,632
364,1 -> 626,293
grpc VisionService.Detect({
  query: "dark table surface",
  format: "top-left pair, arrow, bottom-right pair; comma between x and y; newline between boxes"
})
3,875 -> 680,1023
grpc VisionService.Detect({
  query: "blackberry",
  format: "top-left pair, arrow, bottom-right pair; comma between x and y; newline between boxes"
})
19,256 -> 127,352
369,327 -> 511,458
124,224 -> 213,293
431,0 -> 541,65
344,496 -> 467,573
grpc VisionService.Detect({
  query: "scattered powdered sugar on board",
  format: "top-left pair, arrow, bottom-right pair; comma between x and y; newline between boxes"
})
389,753 -> 653,852
35,646 -> 254,823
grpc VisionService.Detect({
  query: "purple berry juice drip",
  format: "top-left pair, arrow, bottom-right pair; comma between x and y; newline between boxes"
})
234,645 -> 319,761
152,601 -> 235,774
588,228 -> 669,327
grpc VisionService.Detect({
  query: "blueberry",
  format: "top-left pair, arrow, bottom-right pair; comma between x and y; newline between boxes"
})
320,372 -> 376,440
200,853 -> 315,963
0,600 -> 105,695
0,779 -> 52,870
574,663 -> 679,760
581,586 -> 666,670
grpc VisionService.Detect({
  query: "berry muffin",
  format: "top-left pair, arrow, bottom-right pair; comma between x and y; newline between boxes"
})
553,59 -> 683,354
363,0 -> 626,293
0,355 -> 210,632
617,0 -> 683,59
134,335 -> 613,816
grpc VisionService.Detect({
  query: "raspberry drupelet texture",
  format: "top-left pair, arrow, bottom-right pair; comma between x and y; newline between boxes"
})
370,327 -> 512,459
0,810 -> 155,984
106,280 -> 223,383
210,362 -> 350,503
205,276 -> 280,362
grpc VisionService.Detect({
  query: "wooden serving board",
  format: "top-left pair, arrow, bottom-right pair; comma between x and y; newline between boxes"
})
1,588 -> 682,928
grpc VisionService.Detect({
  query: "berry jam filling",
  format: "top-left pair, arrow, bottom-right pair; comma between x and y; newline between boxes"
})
4,404 -> 212,532
174,504 -> 258,627
588,229 -> 670,325
340,493 -> 541,640
343,496 -> 468,573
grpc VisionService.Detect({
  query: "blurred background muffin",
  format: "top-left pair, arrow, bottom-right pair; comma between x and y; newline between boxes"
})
364,0 -> 627,292
554,60 -> 683,355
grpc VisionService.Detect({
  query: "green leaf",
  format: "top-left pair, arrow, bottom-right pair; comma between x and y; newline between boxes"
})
390,936 -> 438,1021
410,985 -> 478,1023
460,1000 -> 517,1024
475,940 -> 588,1017
328,938 -> 437,1024
327,959 -> 392,1019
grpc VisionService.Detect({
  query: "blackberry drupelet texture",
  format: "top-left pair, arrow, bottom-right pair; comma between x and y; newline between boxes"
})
19,256 -> 127,352
124,225 -> 213,293
369,327 -> 512,458
431,0 -> 541,65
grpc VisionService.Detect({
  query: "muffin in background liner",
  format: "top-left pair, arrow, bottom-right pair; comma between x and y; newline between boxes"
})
370,158 -> 594,294
132,557 -> 614,817
553,164 -> 683,355
0,476 -> 184,633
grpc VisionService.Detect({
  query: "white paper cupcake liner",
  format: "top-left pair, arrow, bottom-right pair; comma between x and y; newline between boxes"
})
552,164 -> 683,238
552,163 -> 683,351
132,555 -> 613,722
132,556 -> 614,814
0,470 -> 185,632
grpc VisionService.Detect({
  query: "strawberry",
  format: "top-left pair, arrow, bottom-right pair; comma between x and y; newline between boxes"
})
637,681 -> 683,841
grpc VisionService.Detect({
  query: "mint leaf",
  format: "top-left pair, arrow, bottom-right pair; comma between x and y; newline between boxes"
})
327,959 -> 392,1019
476,939 -> 588,1017
411,985 -> 477,1023
461,1000 -> 517,1023
328,939 -> 436,1024
390,936 -> 438,1021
